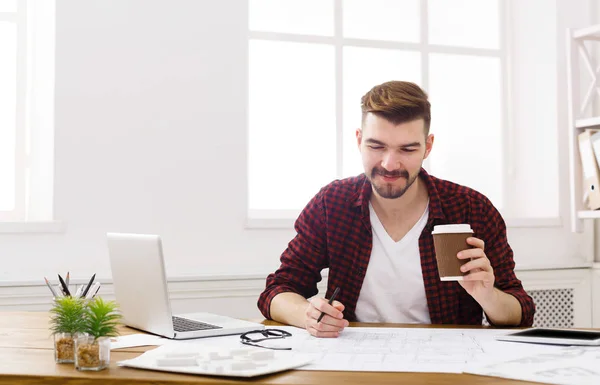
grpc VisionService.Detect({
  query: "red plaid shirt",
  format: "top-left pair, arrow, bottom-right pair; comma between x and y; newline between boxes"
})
258,169 -> 535,326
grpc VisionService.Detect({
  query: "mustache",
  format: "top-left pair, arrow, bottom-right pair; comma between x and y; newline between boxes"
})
371,167 -> 409,178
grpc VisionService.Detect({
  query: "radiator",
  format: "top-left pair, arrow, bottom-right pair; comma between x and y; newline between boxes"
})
528,288 -> 575,328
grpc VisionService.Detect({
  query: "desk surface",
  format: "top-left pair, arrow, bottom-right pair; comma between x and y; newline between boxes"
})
0,312 -> 539,385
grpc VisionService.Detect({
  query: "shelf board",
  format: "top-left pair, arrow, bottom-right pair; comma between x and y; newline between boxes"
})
575,116 -> 600,128
573,25 -> 600,39
577,210 -> 600,219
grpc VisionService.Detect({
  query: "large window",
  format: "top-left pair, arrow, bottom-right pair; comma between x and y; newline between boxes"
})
0,0 -> 54,223
248,0 -> 507,221
0,0 -> 22,220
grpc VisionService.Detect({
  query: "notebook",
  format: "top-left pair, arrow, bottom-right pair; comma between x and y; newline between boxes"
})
106,233 -> 264,339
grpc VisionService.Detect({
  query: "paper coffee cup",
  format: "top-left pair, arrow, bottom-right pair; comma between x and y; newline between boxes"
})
432,224 -> 473,281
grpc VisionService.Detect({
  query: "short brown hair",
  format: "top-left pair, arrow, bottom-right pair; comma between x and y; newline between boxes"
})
361,81 -> 431,133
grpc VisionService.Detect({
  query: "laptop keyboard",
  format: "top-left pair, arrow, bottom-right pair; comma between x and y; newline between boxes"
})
172,316 -> 222,332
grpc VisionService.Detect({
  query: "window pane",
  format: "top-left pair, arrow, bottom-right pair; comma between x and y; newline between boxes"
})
249,0 -> 334,36
342,47 -> 421,177
249,40 -> 336,210
0,21 -> 16,210
429,0 -> 500,49
429,54 -> 503,209
0,0 -> 16,12
343,0 -> 420,42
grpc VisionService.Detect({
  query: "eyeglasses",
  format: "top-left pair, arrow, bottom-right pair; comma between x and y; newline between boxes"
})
240,329 -> 292,350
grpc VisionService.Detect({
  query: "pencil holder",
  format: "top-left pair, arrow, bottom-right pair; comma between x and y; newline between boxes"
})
73,297 -> 121,371
53,332 -> 75,363
75,334 -> 110,371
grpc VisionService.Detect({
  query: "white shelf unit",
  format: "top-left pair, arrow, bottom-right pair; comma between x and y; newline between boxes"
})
576,116 -> 600,128
567,25 -> 600,231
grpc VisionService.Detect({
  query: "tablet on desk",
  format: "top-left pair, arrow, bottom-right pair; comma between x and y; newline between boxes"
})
496,327 -> 600,346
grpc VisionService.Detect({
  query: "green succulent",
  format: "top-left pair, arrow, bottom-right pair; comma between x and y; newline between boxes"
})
49,296 -> 87,335
84,297 -> 122,340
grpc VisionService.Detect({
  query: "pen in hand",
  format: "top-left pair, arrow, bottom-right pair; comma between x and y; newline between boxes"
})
317,287 -> 341,323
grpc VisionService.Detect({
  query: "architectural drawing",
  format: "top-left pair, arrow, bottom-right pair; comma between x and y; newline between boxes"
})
465,346 -> 600,384
285,327 -> 491,373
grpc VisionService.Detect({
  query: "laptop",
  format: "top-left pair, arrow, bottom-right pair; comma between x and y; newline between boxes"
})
106,232 -> 264,339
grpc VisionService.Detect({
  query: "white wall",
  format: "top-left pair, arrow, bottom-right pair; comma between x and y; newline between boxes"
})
509,0 -> 559,218
3,0 -> 297,282
0,0 -> 598,286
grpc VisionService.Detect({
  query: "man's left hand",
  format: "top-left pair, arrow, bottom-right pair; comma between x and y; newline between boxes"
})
457,237 -> 495,302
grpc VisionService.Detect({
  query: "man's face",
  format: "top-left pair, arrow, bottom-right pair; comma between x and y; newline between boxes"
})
357,114 -> 433,200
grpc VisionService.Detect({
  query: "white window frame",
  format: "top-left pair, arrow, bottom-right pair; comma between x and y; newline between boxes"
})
0,1 -> 26,221
246,0 -> 561,229
0,0 -> 62,233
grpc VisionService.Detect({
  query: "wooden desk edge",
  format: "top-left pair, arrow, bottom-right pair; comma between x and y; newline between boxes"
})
0,312 -> 541,385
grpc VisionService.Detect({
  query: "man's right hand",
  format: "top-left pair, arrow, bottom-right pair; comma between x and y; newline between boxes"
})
269,292 -> 349,337
304,297 -> 349,338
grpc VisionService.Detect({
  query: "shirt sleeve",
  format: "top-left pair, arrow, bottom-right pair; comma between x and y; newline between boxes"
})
257,189 -> 329,320
481,201 -> 535,327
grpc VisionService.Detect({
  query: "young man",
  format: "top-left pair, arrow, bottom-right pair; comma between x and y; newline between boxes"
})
257,81 -> 535,338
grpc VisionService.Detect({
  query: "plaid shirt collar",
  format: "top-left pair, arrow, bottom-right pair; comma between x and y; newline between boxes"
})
351,168 -> 448,225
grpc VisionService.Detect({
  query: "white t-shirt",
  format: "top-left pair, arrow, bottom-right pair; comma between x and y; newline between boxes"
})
355,202 -> 432,323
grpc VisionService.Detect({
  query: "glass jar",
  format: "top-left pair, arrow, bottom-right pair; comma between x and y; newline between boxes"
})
54,332 -> 75,363
74,334 -> 110,371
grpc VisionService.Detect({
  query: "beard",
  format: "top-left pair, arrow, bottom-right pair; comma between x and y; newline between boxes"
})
368,166 -> 419,199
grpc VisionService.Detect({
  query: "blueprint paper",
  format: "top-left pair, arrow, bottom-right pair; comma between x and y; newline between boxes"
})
168,326 -> 566,373
465,345 -> 600,385
277,327 -> 564,373
110,334 -> 168,349
122,326 -> 600,379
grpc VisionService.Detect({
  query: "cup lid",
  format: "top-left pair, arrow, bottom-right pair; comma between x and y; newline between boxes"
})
431,224 -> 473,234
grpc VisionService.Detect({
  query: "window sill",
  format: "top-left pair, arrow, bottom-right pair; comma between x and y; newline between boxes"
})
246,216 -> 564,229
516,262 -> 594,271
245,217 -> 296,229
0,221 -> 66,234
505,217 -> 562,228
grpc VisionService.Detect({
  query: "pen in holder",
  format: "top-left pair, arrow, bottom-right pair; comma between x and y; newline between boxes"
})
81,273 -> 96,298
57,274 -> 71,297
44,273 -> 101,299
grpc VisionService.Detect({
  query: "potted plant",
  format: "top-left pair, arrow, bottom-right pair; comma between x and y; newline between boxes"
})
49,296 -> 87,363
75,297 -> 122,371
